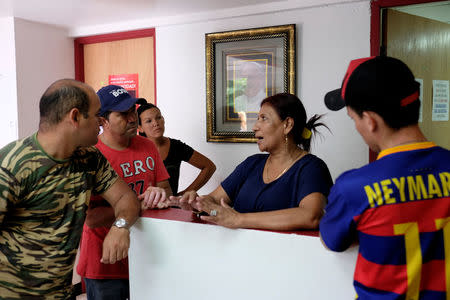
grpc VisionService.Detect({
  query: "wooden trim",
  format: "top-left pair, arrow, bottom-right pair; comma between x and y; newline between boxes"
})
74,39 -> 85,81
152,31 -> 158,106
372,0 -> 446,7
370,1 -> 381,57
74,28 -> 155,44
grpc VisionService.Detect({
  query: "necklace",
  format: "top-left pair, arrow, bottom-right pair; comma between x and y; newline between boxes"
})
264,151 -> 304,182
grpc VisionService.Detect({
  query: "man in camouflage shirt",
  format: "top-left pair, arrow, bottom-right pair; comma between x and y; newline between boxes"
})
0,79 -> 141,299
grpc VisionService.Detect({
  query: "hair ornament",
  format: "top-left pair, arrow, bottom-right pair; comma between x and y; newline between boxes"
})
301,127 -> 312,140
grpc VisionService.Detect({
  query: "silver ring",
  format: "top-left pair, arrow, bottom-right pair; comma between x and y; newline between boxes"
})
210,209 -> 218,217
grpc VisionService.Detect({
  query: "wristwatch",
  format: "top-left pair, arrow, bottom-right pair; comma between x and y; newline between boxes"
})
113,218 -> 130,230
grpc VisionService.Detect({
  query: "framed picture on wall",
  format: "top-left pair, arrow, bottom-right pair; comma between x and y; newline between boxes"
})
205,24 -> 296,143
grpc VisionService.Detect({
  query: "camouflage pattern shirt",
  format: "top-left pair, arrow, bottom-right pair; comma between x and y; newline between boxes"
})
0,133 -> 118,299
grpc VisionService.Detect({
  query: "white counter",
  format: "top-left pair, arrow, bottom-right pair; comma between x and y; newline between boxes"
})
129,209 -> 358,300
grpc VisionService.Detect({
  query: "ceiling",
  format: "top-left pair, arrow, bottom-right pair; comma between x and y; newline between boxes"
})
0,0 -> 449,30
0,0 -> 284,29
392,0 -> 450,24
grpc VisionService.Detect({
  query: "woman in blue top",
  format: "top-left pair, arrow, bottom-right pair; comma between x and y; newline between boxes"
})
175,93 -> 333,230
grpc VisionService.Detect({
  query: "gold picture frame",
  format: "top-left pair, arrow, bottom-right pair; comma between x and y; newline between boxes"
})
206,24 -> 296,143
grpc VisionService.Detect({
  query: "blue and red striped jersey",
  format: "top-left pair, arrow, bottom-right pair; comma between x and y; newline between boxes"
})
320,142 -> 450,299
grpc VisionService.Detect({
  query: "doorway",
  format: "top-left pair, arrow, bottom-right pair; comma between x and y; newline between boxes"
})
72,28 -> 157,296
371,0 -> 450,159
74,28 -> 157,104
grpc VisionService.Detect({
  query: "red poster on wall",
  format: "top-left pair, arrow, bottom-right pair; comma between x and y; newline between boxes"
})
109,74 -> 139,98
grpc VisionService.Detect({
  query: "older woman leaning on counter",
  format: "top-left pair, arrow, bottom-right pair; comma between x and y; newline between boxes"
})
170,93 -> 333,231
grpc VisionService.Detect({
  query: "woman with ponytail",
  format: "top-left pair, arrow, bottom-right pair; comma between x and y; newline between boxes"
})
174,93 -> 333,230
137,102 -> 216,195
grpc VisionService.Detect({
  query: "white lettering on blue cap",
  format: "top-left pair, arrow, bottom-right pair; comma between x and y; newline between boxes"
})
110,88 -> 128,97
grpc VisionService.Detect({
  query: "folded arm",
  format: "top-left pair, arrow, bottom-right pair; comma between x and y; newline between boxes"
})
85,202 -> 115,228
198,191 -> 326,231
178,151 -> 216,195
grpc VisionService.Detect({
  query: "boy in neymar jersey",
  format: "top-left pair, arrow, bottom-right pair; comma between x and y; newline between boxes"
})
0,79 -> 141,299
77,85 -> 172,300
320,56 -> 450,299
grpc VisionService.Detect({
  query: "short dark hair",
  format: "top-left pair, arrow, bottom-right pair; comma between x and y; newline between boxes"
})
261,93 -> 328,152
325,56 -> 421,129
137,102 -> 158,125
136,101 -> 159,137
39,79 -> 90,126
348,95 -> 420,130
101,111 -> 113,120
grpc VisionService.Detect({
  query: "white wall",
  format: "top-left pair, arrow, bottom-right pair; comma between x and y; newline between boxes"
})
6,1 -> 371,194
0,17 -> 18,148
14,18 -> 74,138
154,1 -> 371,193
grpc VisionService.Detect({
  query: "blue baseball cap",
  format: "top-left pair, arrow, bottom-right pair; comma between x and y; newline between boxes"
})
97,85 -> 140,116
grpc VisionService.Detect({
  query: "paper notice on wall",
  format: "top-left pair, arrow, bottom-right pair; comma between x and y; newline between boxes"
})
432,80 -> 449,121
415,78 -> 423,122
109,74 -> 139,98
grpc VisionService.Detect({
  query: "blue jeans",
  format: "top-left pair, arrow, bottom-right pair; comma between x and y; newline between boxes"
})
84,278 -> 129,300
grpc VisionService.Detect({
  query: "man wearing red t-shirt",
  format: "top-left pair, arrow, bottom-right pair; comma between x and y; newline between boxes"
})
77,85 -> 172,300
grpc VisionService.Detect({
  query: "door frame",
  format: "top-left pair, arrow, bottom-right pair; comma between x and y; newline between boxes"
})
369,0 -> 447,161
74,28 -> 157,104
